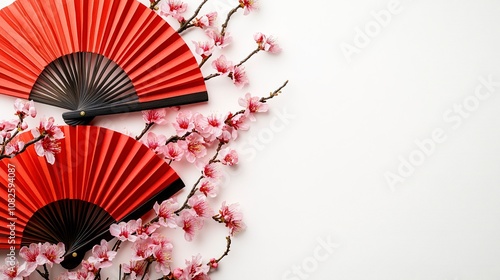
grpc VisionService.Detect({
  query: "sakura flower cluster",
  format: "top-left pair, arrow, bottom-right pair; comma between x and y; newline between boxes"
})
142,91 -> 269,167
0,99 -> 64,164
59,196 -> 244,279
209,31 -> 281,88
156,0 -> 279,89
1,242 -> 65,280
51,240 -> 117,280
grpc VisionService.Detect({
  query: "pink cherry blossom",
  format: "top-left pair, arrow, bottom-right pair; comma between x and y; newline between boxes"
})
135,218 -> 160,239
193,12 -> 217,29
206,29 -> 232,48
32,117 -> 64,139
173,111 -> 195,136
14,99 -> 36,118
199,113 -> 225,139
36,242 -> 65,267
150,233 -> 172,250
153,243 -> 173,275
239,0 -> 258,15
122,261 -> 148,280
5,140 -> 25,157
161,142 -> 184,162
218,127 -> 235,143
34,137 -> 61,164
173,268 -> 183,279
217,202 -> 246,236
88,240 -> 117,269
230,66 -> 249,88
109,220 -> 139,242
76,260 -> 98,279
19,243 -> 40,274
178,254 -> 210,280
219,148 -> 239,166
254,32 -> 281,54
188,195 -> 214,218
212,55 -> 234,76
31,117 -> 64,164
202,163 -> 220,180
226,113 -> 250,131
56,271 -> 78,280
1,261 -> 28,280
154,199 -> 178,228
238,92 -> 269,121
176,209 -> 204,241
193,41 -> 214,59
131,239 -> 153,261
199,178 -> 219,198
160,0 -> 187,22
142,132 -> 167,156
178,133 -> 207,163
142,109 -> 168,125
0,119 -> 18,132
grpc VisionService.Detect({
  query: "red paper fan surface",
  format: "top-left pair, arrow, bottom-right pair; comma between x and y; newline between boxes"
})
0,126 -> 184,269
0,0 -> 208,125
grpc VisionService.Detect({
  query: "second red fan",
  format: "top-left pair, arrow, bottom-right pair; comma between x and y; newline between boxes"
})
0,126 -> 184,269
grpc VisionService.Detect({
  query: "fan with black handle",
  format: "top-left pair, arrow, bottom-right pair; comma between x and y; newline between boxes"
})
0,125 -> 184,269
0,0 -> 208,125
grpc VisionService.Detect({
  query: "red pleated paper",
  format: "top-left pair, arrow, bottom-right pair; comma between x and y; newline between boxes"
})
0,0 -> 207,108
0,125 -> 183,249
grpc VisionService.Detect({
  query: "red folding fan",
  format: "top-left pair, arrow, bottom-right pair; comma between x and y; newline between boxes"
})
0,0 -> 208,125
0,126 -> 184,269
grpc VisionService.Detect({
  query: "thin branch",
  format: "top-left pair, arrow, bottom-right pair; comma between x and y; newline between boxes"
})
261,80 -> 289,102
136,123 -> 154,141
199,53 -> 213,68
177,0 -> 210,33
215,236 -> 232,263
0,134 -> 45,161
235,47 -> 260,67
149,0 -> 161,10
221,5 -> 242,36
204,73 -> 220,81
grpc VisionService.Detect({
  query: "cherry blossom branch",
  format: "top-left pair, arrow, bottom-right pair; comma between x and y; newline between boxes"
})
35,264 -> 50,280
194,2 -> 252,69
135,123 -> 154,141
204,47 -> 260,81
174,141 -> 224,214
2,134 -> 45,159
236,47 -> 260,67
213,236 -> 231,264
0,116 -> 22,157
140,260 -> 153,280
221,5 -> 242,36
199,54 -> 212,68
150,0 -> 161,10
174,176 -> 203,215
177,0 -> 210,33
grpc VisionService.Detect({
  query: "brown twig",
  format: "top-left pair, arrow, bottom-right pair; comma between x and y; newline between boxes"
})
215,236 -> 232,263
221,5 -> 242,36
136,123 -> 154,141
177,0 -> 210,33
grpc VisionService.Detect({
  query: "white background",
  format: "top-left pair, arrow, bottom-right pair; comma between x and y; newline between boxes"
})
1,0 -> 500,279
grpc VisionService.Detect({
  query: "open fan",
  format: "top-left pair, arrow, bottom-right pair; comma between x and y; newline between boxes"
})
0,125 -> 184,269
0,0 -> 208,125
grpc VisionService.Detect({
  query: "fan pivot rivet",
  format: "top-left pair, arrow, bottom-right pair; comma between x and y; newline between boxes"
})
72,252 -> 78,257
80,111 -> 86,116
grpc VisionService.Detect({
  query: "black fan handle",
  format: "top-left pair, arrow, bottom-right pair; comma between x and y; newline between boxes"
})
62,92 -> 208,125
